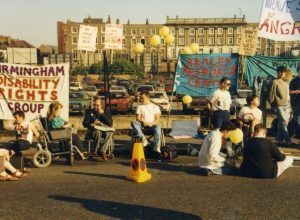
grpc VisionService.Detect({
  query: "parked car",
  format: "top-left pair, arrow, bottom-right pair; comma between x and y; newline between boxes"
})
149,91 -> 170,112
69,91 -> 91,114
110,85 -> 127,92
117,79 -> 131,88
108,91 -> 133,114
135,85 -> 155,101
69,82 -> 83,91
85,86 -> 98,97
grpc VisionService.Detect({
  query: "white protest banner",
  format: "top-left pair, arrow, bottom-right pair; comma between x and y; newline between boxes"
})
104,24 -> 123,50
239,27 -> 258,56
0,63 -> 69,121
258,0 -> 300,41
78,25 -> 98,52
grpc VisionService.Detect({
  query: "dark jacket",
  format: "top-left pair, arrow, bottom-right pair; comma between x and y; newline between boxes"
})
239,137 -> 285,178
82,109 -> 112,130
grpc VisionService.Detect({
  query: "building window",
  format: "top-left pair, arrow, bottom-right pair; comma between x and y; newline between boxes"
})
101,27 -> 105,33
217,37 -> 223,45
198,38 -> 204,45
209,37 -> 214,45
179,28 -> 184,36
189,38 -> 195,44
72,50 -> 77,59
101,37 -> 105,44
71,26 -> 77,33
123,29 -> 126,35
275,47 -> 280,56
285,46 -> 291,56
161,38 -> 165,44
150,29 -> 156,35
257,37 -> 261,44
189,28 -> 195,35
65,37 -> 68,43
132,39 -> 137,45
228,28 -> 233,35
217,28 -> 223,35
179,38 -> 185,46
198,28 -> 204,35
237,37 -> 241,45
209,28 -> 214,35
96,37 -> 98,44
122,39 -> 127,46
170,28 -> 175,35
256,47 -> 261,55
140,29 -> 146,35
72,37 -> 77,44
131,29 -> 137,35
228,37 -> 233,45
237,27 -> 242,34
141,38 -> 146,45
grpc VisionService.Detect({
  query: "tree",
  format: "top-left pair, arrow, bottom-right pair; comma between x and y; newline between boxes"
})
71,65 -> 89,75
0,52 -> 5,62
89,62 -> 104,74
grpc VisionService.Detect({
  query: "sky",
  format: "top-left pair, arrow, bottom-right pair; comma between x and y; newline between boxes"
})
0,0 -> 263,47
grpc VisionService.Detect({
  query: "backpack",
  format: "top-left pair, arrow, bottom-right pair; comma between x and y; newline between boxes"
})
160,144 -> 178,160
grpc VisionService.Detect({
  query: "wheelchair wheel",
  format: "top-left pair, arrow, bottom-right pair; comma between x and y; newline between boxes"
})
33,150 -> 52,168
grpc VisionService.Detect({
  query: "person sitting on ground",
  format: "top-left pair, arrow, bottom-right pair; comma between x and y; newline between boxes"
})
12,110 -> 40,155
198,121 -> 237,176
82,98 -> 114,161
239,124 -> 293,179
131,90 -> 162,153
0,148 -> 27,181
47,102 -> 85,153
238,95 -> 262,140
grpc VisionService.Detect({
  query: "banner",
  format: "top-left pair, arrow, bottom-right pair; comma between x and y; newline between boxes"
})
0,63 -> 69,121
239,27 -> 258,56
104,24 -> 123,50
78,25 -> 98,52
174,54 -> 239,97
258,0 -> 300,41
245,55 -> 300,85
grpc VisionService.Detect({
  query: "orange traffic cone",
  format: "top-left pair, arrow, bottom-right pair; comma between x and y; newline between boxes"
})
127,141 -> 151,183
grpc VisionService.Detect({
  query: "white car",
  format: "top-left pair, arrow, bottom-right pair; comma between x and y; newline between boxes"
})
149,91 -> 170,112
69,82 -> 83,91
110,85 -> 127,92
85,86 -> 98,97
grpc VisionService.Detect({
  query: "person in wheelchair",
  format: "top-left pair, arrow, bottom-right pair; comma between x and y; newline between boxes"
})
131,90 -> 162,153
82,98 -> 114,161
47,102 -> 85,154
238,95 -> 262,142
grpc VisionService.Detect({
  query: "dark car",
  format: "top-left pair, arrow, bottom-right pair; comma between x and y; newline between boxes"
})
69,91 -> 91,114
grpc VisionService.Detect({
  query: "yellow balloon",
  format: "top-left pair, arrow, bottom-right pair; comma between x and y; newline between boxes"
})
134,43 -> 144,54
182,95 -> 192,104
189,43 -> 199,53
229,129 -> 244,144
165,35 -> 175,45
150,35 -> 161,47
182,46 -> 193,54
159,26 -> 170,37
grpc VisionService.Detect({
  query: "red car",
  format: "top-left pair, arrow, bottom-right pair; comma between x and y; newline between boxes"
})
107,91 -> 133,114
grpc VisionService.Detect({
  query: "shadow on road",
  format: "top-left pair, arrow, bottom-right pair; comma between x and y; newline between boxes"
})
49,195 -> 202,219
64,171 -> 125,180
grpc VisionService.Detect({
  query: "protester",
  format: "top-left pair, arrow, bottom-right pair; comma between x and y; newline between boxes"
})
238,95 -> 262,140
12,110 -> 40,155
0,149 -> 27,181
289,65 -> 300,137
198,121 -> 237,175
131,90 -> 162,153
239,124 -> 293,178
207,77 -> 232,129
269,66 -> 291,145
82,98 -> 114,161
47,102 -> 85,153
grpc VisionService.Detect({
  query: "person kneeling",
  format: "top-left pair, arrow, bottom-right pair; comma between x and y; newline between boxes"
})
239,124 -> 293,179
198,121 -> 237,176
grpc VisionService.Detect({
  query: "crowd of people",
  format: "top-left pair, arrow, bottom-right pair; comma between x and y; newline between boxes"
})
1,65 -> 300,181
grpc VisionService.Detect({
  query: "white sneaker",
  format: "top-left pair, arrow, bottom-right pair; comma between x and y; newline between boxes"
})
153,146 -> 161,153
142,137 -> 148,147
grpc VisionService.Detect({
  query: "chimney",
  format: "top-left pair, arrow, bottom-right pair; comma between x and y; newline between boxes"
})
127,19 -> 130,25
146,18 -> 149,25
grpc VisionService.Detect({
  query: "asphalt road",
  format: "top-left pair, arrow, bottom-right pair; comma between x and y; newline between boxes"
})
1,155 -> 300,220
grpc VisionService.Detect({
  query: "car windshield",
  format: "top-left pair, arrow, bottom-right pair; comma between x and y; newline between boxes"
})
69,93 -> 83,99
110,93 -> 126,99
86,87 -> 96,91
150,93 -> 165,99
137,86 -> 153,92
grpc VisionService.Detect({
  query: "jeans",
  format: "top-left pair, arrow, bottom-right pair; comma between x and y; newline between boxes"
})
275,106 -> 291,144
212,110 -> 230,129
210,165 -> 237,175
131,120 -> 161,149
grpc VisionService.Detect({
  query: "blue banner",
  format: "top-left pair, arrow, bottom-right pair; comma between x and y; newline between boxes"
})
174,54 -> 239,97
245,55 -> 300,86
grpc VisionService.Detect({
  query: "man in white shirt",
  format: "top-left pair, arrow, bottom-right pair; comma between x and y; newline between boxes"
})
131,91 -> 162,153
208,77 -> 232,129
198,121 -> 236,176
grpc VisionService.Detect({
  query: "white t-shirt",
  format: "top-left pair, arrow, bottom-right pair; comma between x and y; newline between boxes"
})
208,89 -> 232,111
238,106 -> 262,122
136,103 -> 161,123
14,121 -> 33,144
